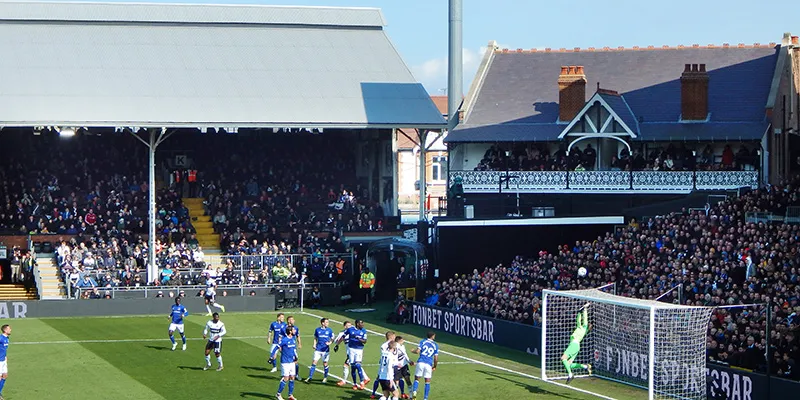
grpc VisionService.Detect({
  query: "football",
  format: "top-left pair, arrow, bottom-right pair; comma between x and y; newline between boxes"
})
578,267 -> 587,277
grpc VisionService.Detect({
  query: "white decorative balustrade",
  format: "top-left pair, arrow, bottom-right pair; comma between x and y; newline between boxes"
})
449,170 -> 758,193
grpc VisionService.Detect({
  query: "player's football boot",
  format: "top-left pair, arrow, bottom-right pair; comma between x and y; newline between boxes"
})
287,396 -> 297,400
276,394 -> 283,400
370,395 -> 378,399
304,377 -> 311,383
216,366 -> 224,372
336,380 -> 347,386
182,343 -> 186,351
362,378 -> 370,388
171,343 -> 177,351
321,378 -> 327,383
220,305 -> 226,312
566,373 -> 574,384
352,385 -> 360,391
411,390 -> 417,400
203,364 -> 211,371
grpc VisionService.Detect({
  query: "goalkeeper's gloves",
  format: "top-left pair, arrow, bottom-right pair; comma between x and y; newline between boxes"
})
334,344 -> 339,353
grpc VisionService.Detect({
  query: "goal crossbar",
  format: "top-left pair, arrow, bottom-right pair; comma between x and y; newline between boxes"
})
542,288 -> 703,310
541,287 -> 713,400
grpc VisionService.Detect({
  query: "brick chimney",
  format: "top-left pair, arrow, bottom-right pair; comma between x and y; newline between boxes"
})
680,63 -> 709,120
558,65 -> 587,122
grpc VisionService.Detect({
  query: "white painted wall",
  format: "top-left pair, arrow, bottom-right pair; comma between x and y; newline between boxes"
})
398,150 -> 417,196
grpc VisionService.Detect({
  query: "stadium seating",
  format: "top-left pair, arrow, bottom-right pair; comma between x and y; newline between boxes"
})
433,182 -> 800,380
474,143 -> 759,172
1,130 -> 379,291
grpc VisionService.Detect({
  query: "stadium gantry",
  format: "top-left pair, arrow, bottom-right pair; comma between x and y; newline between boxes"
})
0,1 -> 447,283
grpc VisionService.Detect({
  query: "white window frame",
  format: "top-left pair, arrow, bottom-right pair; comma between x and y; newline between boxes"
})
431,155 -> 447,182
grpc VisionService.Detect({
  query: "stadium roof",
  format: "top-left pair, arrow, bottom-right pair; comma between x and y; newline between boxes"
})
448,43 -> 782,143
0,1 -> 446,129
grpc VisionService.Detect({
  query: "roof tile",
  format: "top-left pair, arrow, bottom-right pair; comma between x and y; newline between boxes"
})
457,46 -> 777,143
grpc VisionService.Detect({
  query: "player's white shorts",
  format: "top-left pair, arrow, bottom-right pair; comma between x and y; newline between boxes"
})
348,348 -> 364,364
0,360 -> 7,374
168,323 -> 185,334
270,343 -> 280,355
344,347 -> 352,364
415,362 -> 433,379
281,362 -> 297,377
313,350 -> 330,364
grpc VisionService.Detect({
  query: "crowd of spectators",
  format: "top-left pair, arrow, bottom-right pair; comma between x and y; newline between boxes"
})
1,130 -> 385,292
0,132 -> 195,241
54,230 -> 349,298
186,134 -> 387,254
431,182 -> 800,379
473,143 -> 760,172
224,237 -> 349,282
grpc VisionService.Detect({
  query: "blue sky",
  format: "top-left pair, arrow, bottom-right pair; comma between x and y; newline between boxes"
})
101,0 -> 797,94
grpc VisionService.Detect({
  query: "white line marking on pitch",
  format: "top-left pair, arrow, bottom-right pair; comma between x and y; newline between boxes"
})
35,311 -> 287,320
301,311 -> 617,400
15,336 -> 288,345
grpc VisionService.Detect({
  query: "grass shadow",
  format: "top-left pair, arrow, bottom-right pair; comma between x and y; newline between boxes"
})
178,366 -> 206,371
144,345 -> 170,351
240,392 -> 272,398
476,369 -> 577,399
242,365 -> 268,372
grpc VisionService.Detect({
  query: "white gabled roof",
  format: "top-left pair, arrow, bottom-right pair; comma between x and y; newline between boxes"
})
0,1 -> 446,129
0,1 -> 387,26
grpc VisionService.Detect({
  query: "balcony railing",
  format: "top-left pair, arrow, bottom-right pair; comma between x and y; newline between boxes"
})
449,170 -> 759,193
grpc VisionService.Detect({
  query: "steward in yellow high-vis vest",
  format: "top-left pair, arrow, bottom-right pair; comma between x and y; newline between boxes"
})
359,269 -> 375,306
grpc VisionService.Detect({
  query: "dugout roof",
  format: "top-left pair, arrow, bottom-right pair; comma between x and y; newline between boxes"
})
0,1 -> 446,129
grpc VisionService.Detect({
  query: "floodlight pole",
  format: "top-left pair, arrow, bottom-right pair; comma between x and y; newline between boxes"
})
418,129 -> 428,221
129,127 -> 174,284
447,0 -> 463,131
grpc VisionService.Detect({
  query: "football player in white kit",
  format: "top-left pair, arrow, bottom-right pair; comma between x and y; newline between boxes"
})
333,320 -> 353,387
203,312 -> 226,371
203,272 -> 225,315
371,331 -> 396,398
393,336 -> 413,399
377,340 -> 401,400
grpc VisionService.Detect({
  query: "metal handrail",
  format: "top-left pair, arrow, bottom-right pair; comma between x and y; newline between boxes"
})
70,281 -> 337,299
60,252 -> 354,296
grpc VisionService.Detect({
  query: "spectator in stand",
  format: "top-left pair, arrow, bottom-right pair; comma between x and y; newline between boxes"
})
433,182 -> 800,379
473,143 -> 760,172
309,286 -> 322,309
9,248 -> 21,283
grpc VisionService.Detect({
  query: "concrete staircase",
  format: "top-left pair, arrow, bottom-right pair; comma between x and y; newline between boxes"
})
0,284 -> 38,300
36,254 -> 66,299
183,197 -> 220,251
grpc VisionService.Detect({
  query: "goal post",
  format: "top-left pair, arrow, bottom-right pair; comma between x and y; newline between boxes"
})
542,288 -> 713,400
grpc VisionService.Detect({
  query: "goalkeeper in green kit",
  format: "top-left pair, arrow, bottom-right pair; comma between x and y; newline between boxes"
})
562,302 -> 592,384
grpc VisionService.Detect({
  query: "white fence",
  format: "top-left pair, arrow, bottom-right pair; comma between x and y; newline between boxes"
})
450,170 -> 759,193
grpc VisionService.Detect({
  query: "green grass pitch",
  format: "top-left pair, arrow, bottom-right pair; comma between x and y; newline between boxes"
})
4,305 -> 646,400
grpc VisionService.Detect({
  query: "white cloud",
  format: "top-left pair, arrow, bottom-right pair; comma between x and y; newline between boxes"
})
411,47 -> 489,95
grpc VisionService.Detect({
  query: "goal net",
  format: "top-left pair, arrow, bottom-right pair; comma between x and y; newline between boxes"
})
541,287 -> 713,400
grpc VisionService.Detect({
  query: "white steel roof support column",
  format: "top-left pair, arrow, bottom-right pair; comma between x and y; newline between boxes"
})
129,127 -> 174,286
